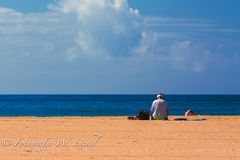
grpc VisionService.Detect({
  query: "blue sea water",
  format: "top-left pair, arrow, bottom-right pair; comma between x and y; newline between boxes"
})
0,95 -> 239,116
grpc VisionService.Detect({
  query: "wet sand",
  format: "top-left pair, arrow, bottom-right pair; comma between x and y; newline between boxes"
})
0,116 -> 239,160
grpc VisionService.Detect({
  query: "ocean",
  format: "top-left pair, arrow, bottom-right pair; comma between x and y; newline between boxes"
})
0,95 -> 239,116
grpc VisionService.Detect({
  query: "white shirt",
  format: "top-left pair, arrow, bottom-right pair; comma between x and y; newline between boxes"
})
151,99 -> 169,120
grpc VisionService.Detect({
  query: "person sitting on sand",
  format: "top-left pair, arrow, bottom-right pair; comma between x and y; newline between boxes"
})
150,93 -> 169,120
185,109 -> 196,116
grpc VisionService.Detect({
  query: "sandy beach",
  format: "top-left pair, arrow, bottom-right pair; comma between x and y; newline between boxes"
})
0,116 -> 239,160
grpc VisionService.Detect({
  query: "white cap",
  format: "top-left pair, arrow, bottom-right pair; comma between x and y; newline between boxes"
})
157,93 -> 164,99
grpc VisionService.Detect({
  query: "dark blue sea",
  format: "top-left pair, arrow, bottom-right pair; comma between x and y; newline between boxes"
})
0,95 -> 239,116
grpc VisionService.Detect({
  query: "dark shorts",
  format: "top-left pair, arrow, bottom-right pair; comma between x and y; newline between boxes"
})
151,115 -> 168,120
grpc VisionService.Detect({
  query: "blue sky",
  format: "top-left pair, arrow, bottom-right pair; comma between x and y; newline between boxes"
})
0,0 -> 239,94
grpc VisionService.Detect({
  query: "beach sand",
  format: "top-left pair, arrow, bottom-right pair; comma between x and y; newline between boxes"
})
0,116 -> 239,160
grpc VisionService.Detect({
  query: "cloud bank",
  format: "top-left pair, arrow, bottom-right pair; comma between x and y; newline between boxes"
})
0,0 -> 238,74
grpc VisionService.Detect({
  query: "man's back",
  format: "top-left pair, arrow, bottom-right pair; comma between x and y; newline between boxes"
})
151,99 -> 168,120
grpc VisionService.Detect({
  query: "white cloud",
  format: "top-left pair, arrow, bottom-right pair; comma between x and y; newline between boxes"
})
133,32 -> 159,55
48,0 -> 142,59
166,41 -> 210,72
143,16 -> 216,28
198,28 -> 240,33
0,7 -> 23,16
133,32 -> 209,72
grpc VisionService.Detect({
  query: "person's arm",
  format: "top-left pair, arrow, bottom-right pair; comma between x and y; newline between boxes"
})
151,101 -> 155,114
167,103 -> 169,115
185,110 -> 190,116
